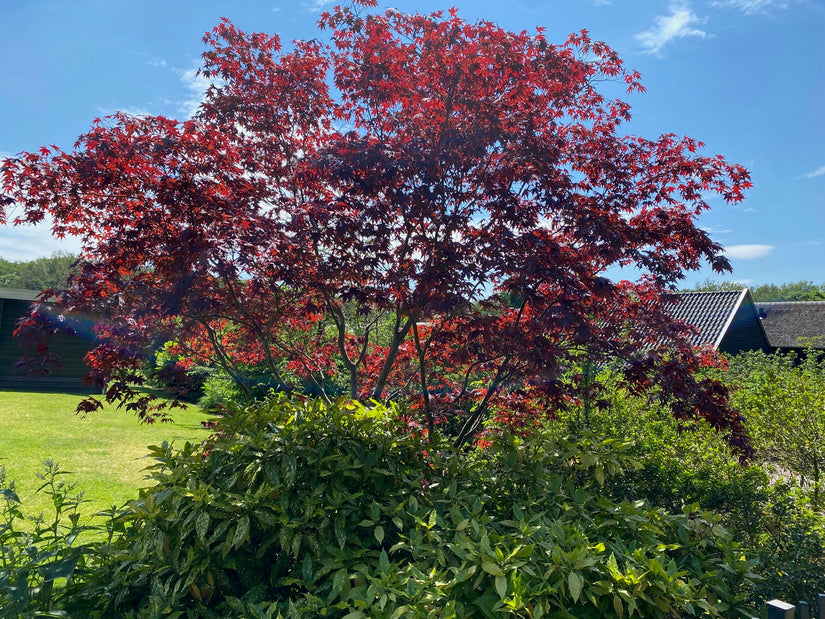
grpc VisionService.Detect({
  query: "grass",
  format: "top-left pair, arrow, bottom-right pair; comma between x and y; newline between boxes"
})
0,390 -> 212,519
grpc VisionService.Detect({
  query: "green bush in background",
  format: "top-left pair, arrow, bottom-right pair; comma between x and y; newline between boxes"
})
562,374 -> 825,611
725,349 -> 825,506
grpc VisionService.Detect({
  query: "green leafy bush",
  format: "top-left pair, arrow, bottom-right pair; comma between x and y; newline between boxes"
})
195,369 -> 249,413
725,350 -> 825,506
72,397 -> 754,617
564,382 -> 825,611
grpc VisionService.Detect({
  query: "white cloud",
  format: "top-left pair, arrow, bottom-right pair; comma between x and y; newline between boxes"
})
709,0 -> 790,15
701,224 -> 734,236
96,60 -> 213,121
801,164 -> 825,179
303,0 -> 333,13
175,66 -> 213,119
724,244 -> 774,259
94,105 -> 153,118
635,2 -> 708,55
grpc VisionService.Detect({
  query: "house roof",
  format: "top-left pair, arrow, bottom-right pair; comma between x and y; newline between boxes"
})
755,301 -> 825,349
668,290 -> 749,348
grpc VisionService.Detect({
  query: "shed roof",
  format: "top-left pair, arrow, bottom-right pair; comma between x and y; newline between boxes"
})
0,288 -> 42,301
755,301 -> 825,349
668,290 -> 750,348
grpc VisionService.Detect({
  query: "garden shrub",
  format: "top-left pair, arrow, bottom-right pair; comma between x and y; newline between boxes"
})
563,382 -> 825,611
747,482 -> 825,608
75,397 -> 755,617
724,349 -> 825,507
196,369 -> 250,413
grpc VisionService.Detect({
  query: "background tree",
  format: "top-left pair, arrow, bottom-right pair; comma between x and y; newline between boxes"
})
0,1 -> 751,448
686,279 -> 825,302
0,252 -> 76,290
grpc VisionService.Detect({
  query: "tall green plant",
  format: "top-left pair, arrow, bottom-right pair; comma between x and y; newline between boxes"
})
0,461 -> 101,617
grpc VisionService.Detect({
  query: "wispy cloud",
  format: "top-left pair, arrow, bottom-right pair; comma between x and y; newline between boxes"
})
709,0 -> 791,15
303,0 -> 333,13
93,105 -> 153,118
635,2 -> 708,55
701,224 -> 734,236
724,244 -> 774,259
800,164 -> 825,179
136,58 -> 215,120
175,65 -> 213,119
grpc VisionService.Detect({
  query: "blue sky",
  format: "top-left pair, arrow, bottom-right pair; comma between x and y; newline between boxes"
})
1,0 -> 822,288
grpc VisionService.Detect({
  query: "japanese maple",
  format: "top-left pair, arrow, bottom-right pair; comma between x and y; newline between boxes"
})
0,1 -> 751,450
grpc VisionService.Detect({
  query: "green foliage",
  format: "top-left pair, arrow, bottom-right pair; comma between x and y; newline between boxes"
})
749,281 -> 825,302
196,370 -> 248,412
0,251 -> 77,290
71,397 -> 754,617
685,279 -> 825,301
563,381 -> 825,611
22,390 -> 825,616
195,368 -> 292,413
725,350 -> 825,506
685,280 -> 748,294
748,482 -> 825,608
568,389 -> 769,540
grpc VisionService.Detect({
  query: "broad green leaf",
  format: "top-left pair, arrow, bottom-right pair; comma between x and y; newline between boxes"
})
494,574 -> 507,599
328,568 -> 348,603
613,593 -> 624,619
38,555 -> 80,581
481,561 -> 503,576
568,571 -> 583,603
0,488 -> 20,503
196,511 -> 210,543
232,515 -> 250,549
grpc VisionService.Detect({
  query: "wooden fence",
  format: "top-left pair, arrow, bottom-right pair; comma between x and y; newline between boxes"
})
758,594 -> 825,618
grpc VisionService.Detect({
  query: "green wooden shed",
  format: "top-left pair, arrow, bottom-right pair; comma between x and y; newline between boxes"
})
0,288 -> 98,392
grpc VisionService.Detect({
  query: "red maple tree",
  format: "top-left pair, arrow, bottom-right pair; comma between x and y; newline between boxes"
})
0,1 -> 751,450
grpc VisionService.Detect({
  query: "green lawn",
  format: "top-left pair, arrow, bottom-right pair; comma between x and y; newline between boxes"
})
0,390 -> 212,519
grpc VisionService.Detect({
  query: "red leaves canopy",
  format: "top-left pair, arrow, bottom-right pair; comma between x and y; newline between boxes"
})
0,2 -> 751,450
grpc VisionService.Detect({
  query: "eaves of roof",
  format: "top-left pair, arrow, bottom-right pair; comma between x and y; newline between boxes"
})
0,288 -> 43,302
